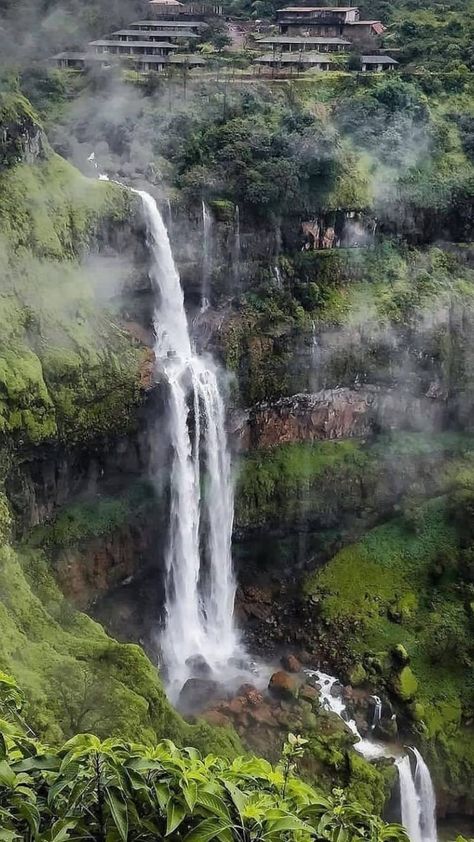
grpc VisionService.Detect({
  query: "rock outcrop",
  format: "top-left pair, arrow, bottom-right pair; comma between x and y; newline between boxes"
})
234,386 -> 445,450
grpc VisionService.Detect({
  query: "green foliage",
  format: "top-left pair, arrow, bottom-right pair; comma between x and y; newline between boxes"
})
0,679 -> 409,841
0,119 -> 145,446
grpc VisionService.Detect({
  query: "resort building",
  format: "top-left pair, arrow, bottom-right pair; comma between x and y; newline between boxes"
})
361,54 -> 398,71
256,34 -> 349,52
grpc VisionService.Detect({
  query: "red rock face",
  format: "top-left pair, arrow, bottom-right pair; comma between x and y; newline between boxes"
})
55,524 -> 149,610
234,386 -> 444,450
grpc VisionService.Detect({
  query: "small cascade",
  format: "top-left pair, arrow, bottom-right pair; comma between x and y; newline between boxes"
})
273,265 -> 282,287
166,198 -> 173,233
201,200 -> 212,312
396,749 -> 437,842
306,670 -> 387,760
232,204 -> 241,288
136,189 -> 241,698
371,695 -> 382,731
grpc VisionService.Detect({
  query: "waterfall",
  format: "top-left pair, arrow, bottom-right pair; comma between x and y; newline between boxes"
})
233,204 -> 241,288
371,695 -> 382,731
413,748 -> 438,842
396,750 -> 437,842
201,200 -> 212,312
397,755 -> 423,842
137,189 -> 239,696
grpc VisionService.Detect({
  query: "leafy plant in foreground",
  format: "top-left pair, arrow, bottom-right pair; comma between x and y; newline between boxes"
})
0,673 -> 409,841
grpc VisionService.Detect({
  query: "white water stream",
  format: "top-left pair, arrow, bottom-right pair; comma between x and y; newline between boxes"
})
201,200 -> 212,312
396,748 -> 437,842
138,190 -> 240,697
308,670 -> 437,842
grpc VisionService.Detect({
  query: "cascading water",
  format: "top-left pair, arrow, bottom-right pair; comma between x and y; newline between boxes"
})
397,755 -> 423,842
306,670 -> 387,760
137,189 -> 240,697
371,695 -> 382,731
201,200 -> 212,312
396,749 -> 437,842
413,748 -> 438,842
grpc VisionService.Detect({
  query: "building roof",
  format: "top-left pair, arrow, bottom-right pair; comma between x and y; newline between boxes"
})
346,19 -> 385,32
277,6 -> 357,11
149,0 -> 184,5
257,35 -> 349,44
255,50 -> 333,62
362,54 -> 397,63
89,39 -> 179,48
130,19 -> 206,27
111,28 -> 198,37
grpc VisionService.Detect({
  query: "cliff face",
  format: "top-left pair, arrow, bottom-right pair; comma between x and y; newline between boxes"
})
234,387 -> 444,450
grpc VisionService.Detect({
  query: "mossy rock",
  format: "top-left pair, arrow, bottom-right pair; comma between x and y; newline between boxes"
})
348,663 -> 367,687
391,666 -> 418,701
392,644 -> 410,665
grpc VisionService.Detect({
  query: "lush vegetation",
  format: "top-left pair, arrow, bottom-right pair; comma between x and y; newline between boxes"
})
0,673 -> 409,842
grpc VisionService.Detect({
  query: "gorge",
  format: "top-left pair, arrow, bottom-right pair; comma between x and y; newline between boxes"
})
0,14 -> 473,838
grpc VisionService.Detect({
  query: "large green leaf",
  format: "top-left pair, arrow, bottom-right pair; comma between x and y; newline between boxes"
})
182,817 -> 233,842
166,798 -> 187,835
105,786 -> 128,842
196,788 -> 230,819
0,760 -> 16,788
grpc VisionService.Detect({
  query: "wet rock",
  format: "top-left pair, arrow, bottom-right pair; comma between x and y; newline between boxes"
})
299,684 -> 320,704
237,684 -> 264,706
374,716 -> 398,740
281,654 -> 302,673
248,703 -> 278,727
185,654 -> 212,676
200,710 -> 231,728
268,671 -> 298,699
178,678 -> 220,713
330,681 -> 343,698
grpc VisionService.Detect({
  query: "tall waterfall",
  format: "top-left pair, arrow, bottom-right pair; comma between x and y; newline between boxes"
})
137,190 -> 239,696
201,200 -> 212,312
396,750 -> 437,842
413,748 -> 438,842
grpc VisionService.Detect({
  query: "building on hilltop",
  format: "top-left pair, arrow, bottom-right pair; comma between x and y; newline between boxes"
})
50,5 -> 211,73
251,3 -> 395,74
361,54 -> 397,71
275,5 -> 385,47
256,34 -> 350,52
255,51 -> 334,71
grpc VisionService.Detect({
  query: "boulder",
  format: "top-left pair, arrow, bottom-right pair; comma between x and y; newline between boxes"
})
392,644 -> 410,665
299,684 -> 320,704
268,671 -> 298,699
185,654 -> 212,676
281,654 -> 302,673
391,666 -> 418,701
237,684 -> 264,707
178,678 -> 220,713
348,663 -> 367,687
